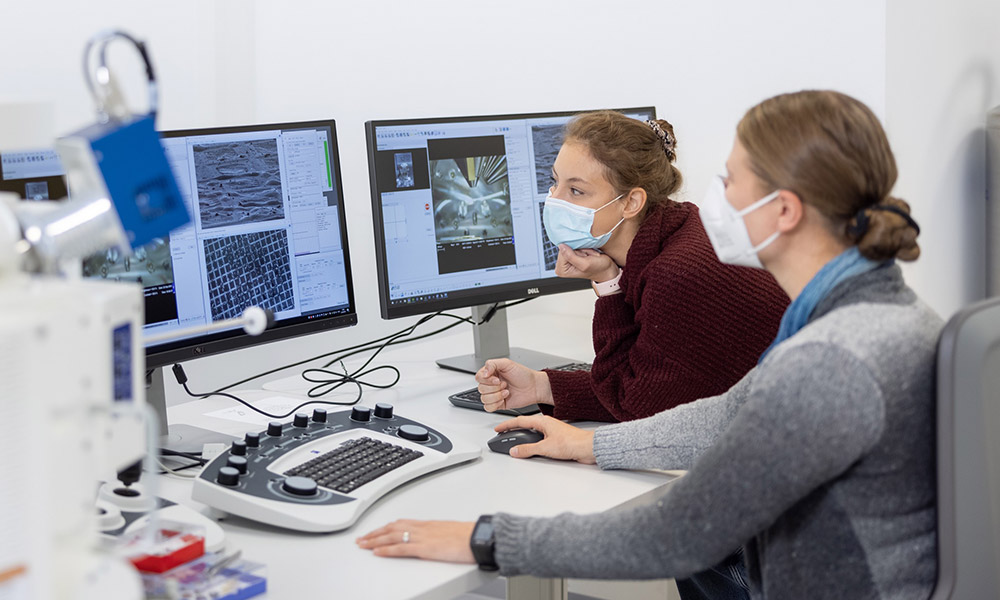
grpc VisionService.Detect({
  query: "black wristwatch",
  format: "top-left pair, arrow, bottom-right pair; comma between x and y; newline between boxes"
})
470,515 -> 498,571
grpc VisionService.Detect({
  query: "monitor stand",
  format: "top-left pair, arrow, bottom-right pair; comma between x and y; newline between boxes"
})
435,304 -> 577,375
147,366 -> 238,455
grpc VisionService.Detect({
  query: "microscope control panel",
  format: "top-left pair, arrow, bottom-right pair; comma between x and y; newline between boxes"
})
192,403 -> 480,532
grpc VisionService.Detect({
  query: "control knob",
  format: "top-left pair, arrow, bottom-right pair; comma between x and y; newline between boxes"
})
226,455 -> 248,474
216,466 -> 240,486
230,440 -> 247,456
351,406 -> 371,422
312,408 -> 328,423
374,403 -> 394,419
267,421 -> 283,437
398,424 -> 429,442
293,412 -> 309,428
282,476 -> 318,496
245,432 -> 260,447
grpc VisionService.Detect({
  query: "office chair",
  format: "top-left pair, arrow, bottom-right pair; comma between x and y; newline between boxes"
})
931,297 -> 1000,599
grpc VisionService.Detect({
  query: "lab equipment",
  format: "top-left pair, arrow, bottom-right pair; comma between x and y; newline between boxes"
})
365,107 -> 655,374
191,403 -> 480,532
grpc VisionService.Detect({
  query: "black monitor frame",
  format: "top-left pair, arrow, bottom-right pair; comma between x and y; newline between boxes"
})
365,107 -> 656,373
365,107 -> 656,321
145,119 -> 358,370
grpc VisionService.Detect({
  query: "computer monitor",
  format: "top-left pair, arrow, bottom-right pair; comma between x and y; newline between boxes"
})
0,148 -> 68,200
82,119 -> 357,451
365,107 -> 656,373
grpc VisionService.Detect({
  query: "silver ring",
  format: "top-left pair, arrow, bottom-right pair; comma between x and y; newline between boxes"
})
402,531 -> 410,544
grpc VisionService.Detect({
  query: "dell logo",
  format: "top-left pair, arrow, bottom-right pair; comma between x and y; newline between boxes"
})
527,287 -> 540,295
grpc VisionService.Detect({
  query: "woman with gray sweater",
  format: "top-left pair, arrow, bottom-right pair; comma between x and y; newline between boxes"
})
357,90 -> 942,600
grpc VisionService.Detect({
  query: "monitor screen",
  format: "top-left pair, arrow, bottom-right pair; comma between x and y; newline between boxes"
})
82,119 -> 357,368
366,107 -> 656,319
0,149 -> 68,200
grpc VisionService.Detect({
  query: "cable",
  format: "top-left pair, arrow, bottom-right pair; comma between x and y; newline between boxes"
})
174,299 -> 536,418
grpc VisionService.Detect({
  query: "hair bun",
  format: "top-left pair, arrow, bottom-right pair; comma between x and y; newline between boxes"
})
646,119 -> 677,162
851,197 -> 921,261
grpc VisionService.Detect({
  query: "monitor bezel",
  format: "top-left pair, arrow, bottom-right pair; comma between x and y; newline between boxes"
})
365,106 -> 656,320
145,119 -> 357,369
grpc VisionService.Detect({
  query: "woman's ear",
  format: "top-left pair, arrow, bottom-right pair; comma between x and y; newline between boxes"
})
623,188 -> 647,218
775,190 -> 804,233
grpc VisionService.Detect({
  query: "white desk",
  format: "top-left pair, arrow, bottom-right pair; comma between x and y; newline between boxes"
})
159,329 -> 676,600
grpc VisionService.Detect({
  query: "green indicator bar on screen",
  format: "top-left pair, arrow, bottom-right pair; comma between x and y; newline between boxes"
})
324,140 -> 332,188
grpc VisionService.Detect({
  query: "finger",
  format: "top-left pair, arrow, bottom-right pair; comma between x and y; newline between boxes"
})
494,415 -> 537,432
481,390 -> 510,412
372,543 -> 421,558
509,441 -> 544,459
475,361 -> 497,382
356,531 -> 406,549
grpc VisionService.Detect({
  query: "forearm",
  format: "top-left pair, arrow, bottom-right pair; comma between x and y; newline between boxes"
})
593,373 -> 754,471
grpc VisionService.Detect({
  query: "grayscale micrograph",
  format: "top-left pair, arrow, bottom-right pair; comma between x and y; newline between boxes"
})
430,155 -> 512,243
194,139 -> 285,229
203,229 -> 294,320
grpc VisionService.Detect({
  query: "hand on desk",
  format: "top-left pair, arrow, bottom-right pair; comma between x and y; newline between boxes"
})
476,358 -> 553,412
356,519 -> 475,563
495,415 -> 596,463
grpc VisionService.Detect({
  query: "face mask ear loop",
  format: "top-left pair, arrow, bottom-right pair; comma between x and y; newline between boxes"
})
736,189 -> 781,218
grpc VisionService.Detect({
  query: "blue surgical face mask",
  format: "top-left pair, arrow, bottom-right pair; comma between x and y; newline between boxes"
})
542,194 -> 625,249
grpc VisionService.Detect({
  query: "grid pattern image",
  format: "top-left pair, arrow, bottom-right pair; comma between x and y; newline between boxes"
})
539,201 -> 559,270
203,229 -> 294,320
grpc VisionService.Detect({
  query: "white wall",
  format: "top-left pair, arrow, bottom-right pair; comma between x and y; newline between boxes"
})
885,0 -> 1000,319
2,1 -> 887,397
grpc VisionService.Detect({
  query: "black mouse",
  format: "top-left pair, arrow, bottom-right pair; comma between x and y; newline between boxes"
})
487,428 -> 544,455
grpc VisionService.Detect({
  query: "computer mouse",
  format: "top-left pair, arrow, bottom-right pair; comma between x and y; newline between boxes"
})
487,428 -> 545,455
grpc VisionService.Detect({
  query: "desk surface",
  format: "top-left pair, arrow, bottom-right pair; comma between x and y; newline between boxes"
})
161,330 -> 675,600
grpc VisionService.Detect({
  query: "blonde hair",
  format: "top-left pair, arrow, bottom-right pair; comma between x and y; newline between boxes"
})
564,110 -> 683,217
737,90 -> 919,261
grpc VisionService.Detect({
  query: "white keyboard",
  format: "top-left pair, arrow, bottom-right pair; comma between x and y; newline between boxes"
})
191,403 -> 480,533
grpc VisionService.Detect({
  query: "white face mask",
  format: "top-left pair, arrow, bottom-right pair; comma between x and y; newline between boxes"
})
699,175 -> 780,269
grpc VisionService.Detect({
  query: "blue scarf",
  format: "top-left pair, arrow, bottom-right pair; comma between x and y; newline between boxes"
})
758,247 -> 884,364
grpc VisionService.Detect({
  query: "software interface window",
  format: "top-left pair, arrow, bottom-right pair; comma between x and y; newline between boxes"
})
372,117 -> 564,306
371,111 -> 652,309
83,125 -> 352,345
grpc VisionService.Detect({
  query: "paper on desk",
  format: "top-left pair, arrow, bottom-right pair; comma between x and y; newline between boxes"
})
204,395 -> 311,426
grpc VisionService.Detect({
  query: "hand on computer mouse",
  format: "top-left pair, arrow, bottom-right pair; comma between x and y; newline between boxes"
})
494,415 -> 596,463
476,359 -> 553,412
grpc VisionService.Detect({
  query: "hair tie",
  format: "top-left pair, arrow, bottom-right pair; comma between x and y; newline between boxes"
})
646,120 -> 675,159
847,204 -> 921,238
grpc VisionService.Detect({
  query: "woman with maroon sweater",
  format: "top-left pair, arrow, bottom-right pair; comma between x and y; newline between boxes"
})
476,110 -> 789,423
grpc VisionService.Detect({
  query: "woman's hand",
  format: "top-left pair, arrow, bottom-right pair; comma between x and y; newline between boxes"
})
495,415 -> 596,463
356,519 -> 476,563
554,244 -> 619,282
476,359 -> 553,412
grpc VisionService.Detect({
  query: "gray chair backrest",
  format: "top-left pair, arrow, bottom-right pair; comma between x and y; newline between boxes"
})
932,297 -> 1000,599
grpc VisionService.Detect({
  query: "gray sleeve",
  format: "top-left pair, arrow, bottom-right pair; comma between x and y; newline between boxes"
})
493,344 -> 885,580
593,369 -> 755,471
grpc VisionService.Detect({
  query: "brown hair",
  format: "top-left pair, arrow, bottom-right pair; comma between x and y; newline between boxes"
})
564,110 -> 683,217
737,90 -> 920,261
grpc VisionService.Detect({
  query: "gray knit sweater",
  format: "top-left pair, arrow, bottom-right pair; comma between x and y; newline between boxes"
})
493,264 -> 942,599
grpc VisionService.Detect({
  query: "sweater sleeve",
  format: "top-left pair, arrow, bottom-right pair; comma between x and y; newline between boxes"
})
551,264 -> 720,422
492,343 -> 885,580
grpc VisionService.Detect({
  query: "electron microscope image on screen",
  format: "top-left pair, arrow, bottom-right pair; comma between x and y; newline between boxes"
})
530,124 -> 565,195
203,229 -> 294,320
394,152 -> 415,188
193,139 -> 285,229
430,155 -> 512,244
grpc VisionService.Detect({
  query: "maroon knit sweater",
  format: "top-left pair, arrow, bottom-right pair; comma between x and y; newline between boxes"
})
545,201 -> 789,422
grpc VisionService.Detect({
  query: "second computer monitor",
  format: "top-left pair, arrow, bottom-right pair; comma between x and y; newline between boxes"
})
366,107 -> 656,372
